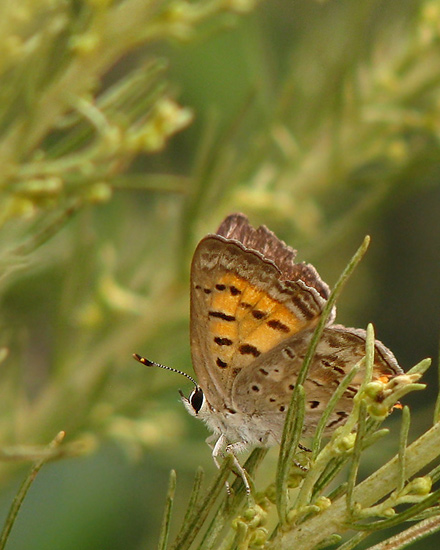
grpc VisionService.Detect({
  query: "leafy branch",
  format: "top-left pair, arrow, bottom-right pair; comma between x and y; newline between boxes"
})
152,351 -> 435,550
147,237 -> 437,550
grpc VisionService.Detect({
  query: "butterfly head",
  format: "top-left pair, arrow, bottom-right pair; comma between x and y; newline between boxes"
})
179,386 -> 214,422
133,353 -> 209,414
180,386 -> 213,419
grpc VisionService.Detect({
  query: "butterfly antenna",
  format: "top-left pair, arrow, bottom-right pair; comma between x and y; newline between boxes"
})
133,353 -> 198,387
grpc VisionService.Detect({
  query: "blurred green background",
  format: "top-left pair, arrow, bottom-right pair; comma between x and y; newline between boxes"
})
0,0 -> 439,548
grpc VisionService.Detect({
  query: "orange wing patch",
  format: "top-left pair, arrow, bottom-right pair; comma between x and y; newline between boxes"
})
207,272 -> 313,371
241,302 -> 310,355
207,272 -> 244,367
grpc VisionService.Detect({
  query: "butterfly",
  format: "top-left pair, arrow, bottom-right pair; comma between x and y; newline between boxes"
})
135,213 -> 402,491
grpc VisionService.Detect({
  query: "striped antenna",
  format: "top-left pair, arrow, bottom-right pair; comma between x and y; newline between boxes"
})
133,353 -> 198,387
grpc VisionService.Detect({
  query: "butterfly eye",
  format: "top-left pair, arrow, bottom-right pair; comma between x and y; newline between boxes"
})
189,387 -> 204,413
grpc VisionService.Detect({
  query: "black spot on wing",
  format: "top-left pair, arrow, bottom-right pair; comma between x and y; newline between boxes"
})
345,386 -> 358,398
239,344 -> 261,357
252,310 -> 267,320
195,284 -> 212,294
267,319 -> 290,333
321,357 -> 346,376
209,311 -> 236,322
214,337 -> 233,346
289,293 -> 316,320
283,347 -> 295,359
326,411 -> 349,428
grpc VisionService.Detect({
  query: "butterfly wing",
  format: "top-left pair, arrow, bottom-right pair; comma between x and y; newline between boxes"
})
231,325 -> 402,437
190,214 -> 334,411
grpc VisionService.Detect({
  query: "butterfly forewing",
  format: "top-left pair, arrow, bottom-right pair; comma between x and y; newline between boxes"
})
190,230 -> 333,410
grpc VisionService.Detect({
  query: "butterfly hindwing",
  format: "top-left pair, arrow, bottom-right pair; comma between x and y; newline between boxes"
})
231,325 -> 402,435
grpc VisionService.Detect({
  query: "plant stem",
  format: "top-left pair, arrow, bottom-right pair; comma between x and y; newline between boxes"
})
268,421 -> 440,549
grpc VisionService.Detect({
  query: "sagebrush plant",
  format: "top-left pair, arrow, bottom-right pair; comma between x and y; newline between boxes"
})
145,242 -> 438,550
0,0 -> 440,549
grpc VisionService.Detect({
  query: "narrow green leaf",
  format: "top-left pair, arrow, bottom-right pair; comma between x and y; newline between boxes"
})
346,402 -> 367,515
0,431 -> 65,550
196,449 -> 268,550
336,532 -> 369,550
346,486 -> 440,532
276,236 -> 370,525
366,515 -> 440,550
311,361 -> 361,460
182,467 -> 204,528
434,336 -> 440,423
398,406 -> 411,493
157,470 -> 177,550
276,385 -> 305,524
170,458 -> 231,550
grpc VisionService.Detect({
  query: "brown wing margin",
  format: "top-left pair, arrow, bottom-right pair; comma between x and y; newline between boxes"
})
216,213 -> 331,301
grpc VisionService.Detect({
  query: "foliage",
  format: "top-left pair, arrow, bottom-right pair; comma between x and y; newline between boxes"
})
147,258 -> 438,550
0,0 -> 440,549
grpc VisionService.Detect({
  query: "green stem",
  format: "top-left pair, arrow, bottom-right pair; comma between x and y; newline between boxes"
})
276,235 -> 371,524
157,470 -> 176,550
268,421 -> 440,549
0,431 -> 65,550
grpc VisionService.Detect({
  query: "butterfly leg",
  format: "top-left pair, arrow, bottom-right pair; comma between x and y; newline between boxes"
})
224,441 -> 252,495
207,435 -> 252,495
209,433 -> 227,470
207,434 -> 234,494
